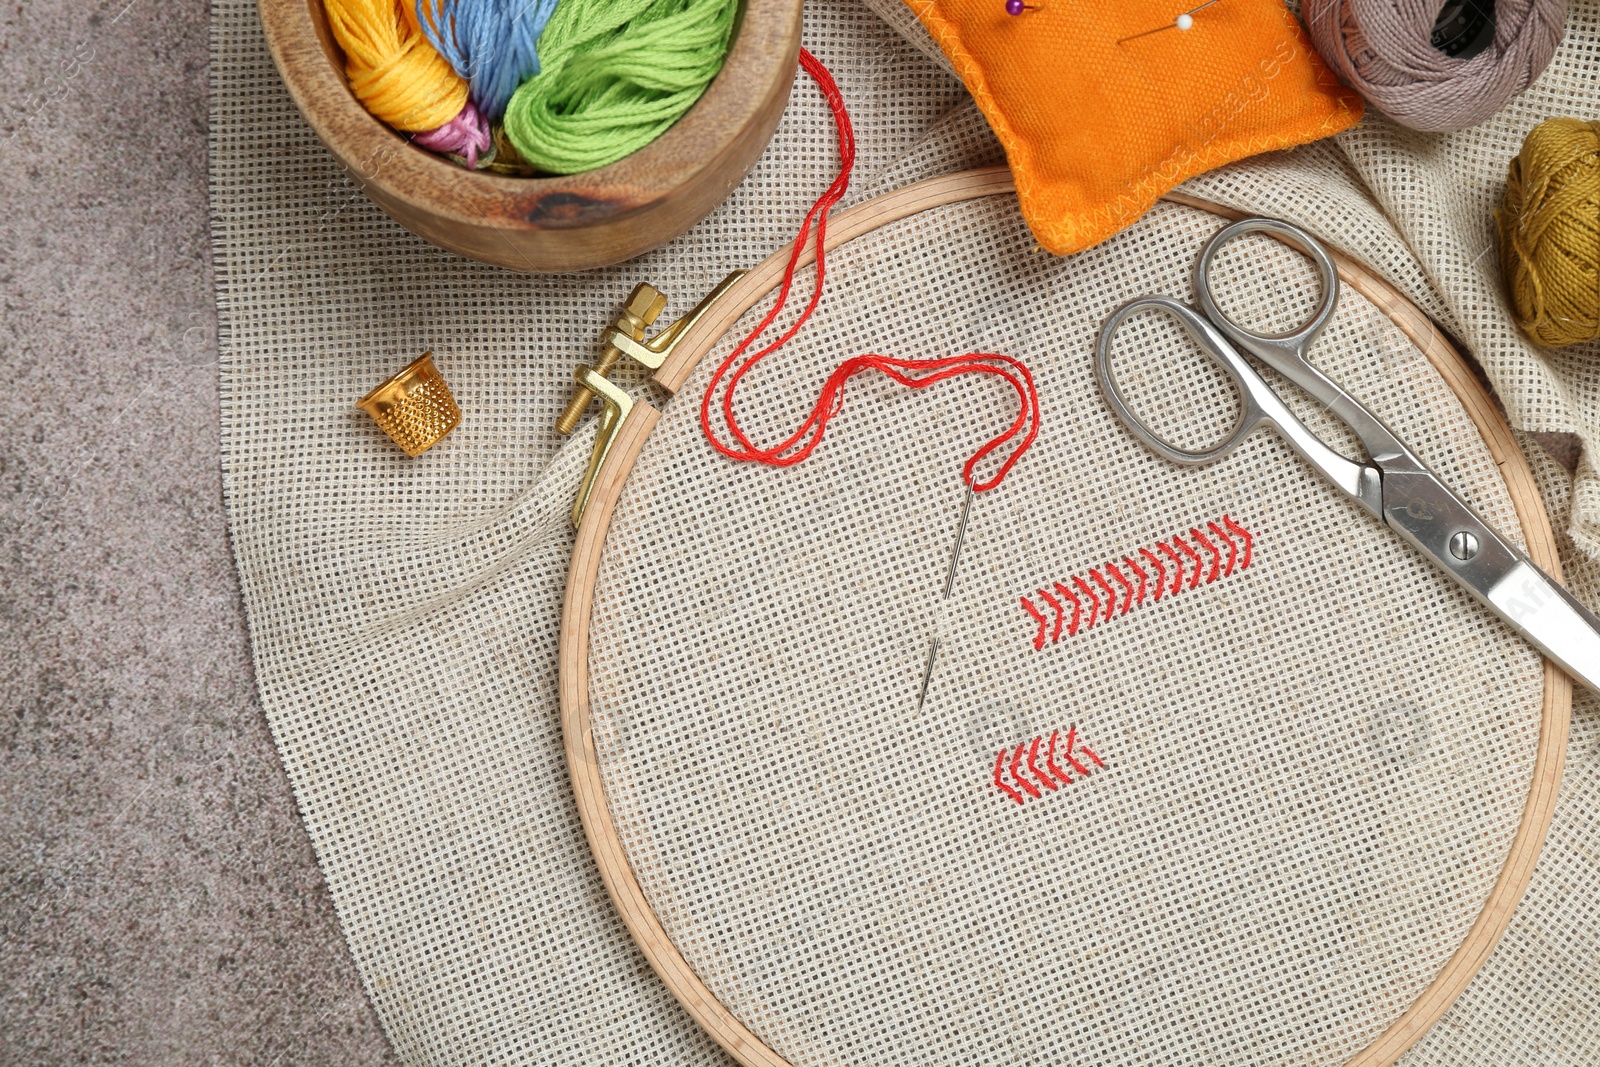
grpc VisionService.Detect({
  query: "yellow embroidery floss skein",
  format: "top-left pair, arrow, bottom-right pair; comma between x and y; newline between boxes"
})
324,0 -> 492,170
1497,117 -> 1600,348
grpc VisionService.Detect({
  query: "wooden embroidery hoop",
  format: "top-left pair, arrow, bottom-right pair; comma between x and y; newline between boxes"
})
558,165 -> 1571,1067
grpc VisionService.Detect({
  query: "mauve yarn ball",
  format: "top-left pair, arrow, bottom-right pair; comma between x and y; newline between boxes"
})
1302,0 -> 1567,133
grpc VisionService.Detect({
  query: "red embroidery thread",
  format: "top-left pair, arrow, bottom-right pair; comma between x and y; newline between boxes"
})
1173,535 -> 1202,591
1037,587 -> 1065,644
1140,548 -> 1167,602
1208,520 -> 1238,576
1054,582 -> 1082,636
1021,596 -> 1047,651
1026,736 -> 1057,792
1191,526 -> 1221,584
1125,556 -> 1148,608
696,52 -> 1043,496
1010,743 -> 1042,799
1062,726 -> 1091,776
993,750 -> 1026,805
1105,561 -> 1135,616
1022,516 -> 1256,649
992,726 -> 1107,805
1223,514 -> 1253,569
1073,575 -> 1100,630
1045,730 -> 1072,786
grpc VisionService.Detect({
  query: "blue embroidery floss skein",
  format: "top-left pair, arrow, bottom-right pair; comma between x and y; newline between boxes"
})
412,0 -> 562,121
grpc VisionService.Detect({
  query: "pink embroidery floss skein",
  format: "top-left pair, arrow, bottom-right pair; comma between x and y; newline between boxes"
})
1302,0 -> 1567,132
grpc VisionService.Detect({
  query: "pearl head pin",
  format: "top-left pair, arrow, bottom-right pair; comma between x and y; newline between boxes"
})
1005,0 -> 1040,14
1117,0 -> 1219,42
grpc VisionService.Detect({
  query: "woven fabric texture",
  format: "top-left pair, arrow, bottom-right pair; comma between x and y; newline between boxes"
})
213,0 -> 1600,1063
212,0 -> 967,1062
588,196 -> 1545,1066
875,1 -> 1600,563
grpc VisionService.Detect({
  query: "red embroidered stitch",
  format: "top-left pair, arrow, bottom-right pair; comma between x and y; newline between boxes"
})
1010,743 -> 1042,799
1026,736 -> 1058,792
1223,514 -> 1254,569
993,749 -> 1025,805
1054,582 -> 1082,636
1037,587 -> 1065,644
1046,730 -> 1072,786
1191,527 -> 1222,584
1173,535 -> 1202,591
1157,540 -> 1184,596
1105,561 -> 1135,616
1209,520 -> 1238,576
1140,548 -> 1167,602
1090,568 -> 1117,619
1020,516 -> 1257,648
1020,596 -> 1047,652
1062,726 -> 1091,777
1126,556 -> 1149,607
992,727 -> 1108,805
1073,575 -> 1100,631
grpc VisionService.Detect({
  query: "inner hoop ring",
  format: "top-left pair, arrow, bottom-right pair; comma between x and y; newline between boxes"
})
558,165 -> 1571,1067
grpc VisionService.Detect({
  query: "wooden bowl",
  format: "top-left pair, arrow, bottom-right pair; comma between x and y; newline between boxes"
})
258,0 -> 802,272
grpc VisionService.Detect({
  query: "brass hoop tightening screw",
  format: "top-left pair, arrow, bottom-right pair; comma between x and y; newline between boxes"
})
555,284 -> 669,435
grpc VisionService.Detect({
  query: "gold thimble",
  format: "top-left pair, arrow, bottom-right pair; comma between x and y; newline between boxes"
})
357,353 -> 461,457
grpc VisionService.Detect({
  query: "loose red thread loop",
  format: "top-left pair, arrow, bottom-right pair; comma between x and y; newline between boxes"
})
698,49 -> 1041,493
992,726 -> 1107,805
1022,516 -> 1257,648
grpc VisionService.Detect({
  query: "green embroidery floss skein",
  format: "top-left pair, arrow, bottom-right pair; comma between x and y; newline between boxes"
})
502,0 -> 737,175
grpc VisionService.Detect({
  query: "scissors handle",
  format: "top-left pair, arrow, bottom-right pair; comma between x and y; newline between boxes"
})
1096,296 -> 1377,504
1193,217 -> 1340,374
1194,217 -> 1415,464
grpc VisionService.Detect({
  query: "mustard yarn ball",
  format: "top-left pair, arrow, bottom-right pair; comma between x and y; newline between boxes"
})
1497,117 -> 1600,348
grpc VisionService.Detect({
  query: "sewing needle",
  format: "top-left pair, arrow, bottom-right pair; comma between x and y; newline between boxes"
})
1116,0 -> 1221,43
917,484 -> 975,709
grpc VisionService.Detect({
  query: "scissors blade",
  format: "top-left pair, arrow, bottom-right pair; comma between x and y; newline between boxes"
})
1380,465 -> 1600,695
1483,561 -> 1600,694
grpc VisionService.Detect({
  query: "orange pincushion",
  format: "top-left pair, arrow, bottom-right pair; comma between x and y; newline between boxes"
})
906,0 -> 1363,253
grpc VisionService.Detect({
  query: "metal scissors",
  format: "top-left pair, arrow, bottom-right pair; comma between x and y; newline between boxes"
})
1096,216 -> 1600,695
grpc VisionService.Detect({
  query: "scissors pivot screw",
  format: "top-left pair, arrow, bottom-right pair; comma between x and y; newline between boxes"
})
1449,531 -> 1481,561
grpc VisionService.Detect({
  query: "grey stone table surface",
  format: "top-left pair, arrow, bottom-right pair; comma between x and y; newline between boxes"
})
0,2 -> 396,1063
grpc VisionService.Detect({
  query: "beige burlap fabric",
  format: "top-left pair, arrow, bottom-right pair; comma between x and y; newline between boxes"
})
212,1 -> 966,1061
588,195 -> 1547,1066
213,0 -> 1600,1062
